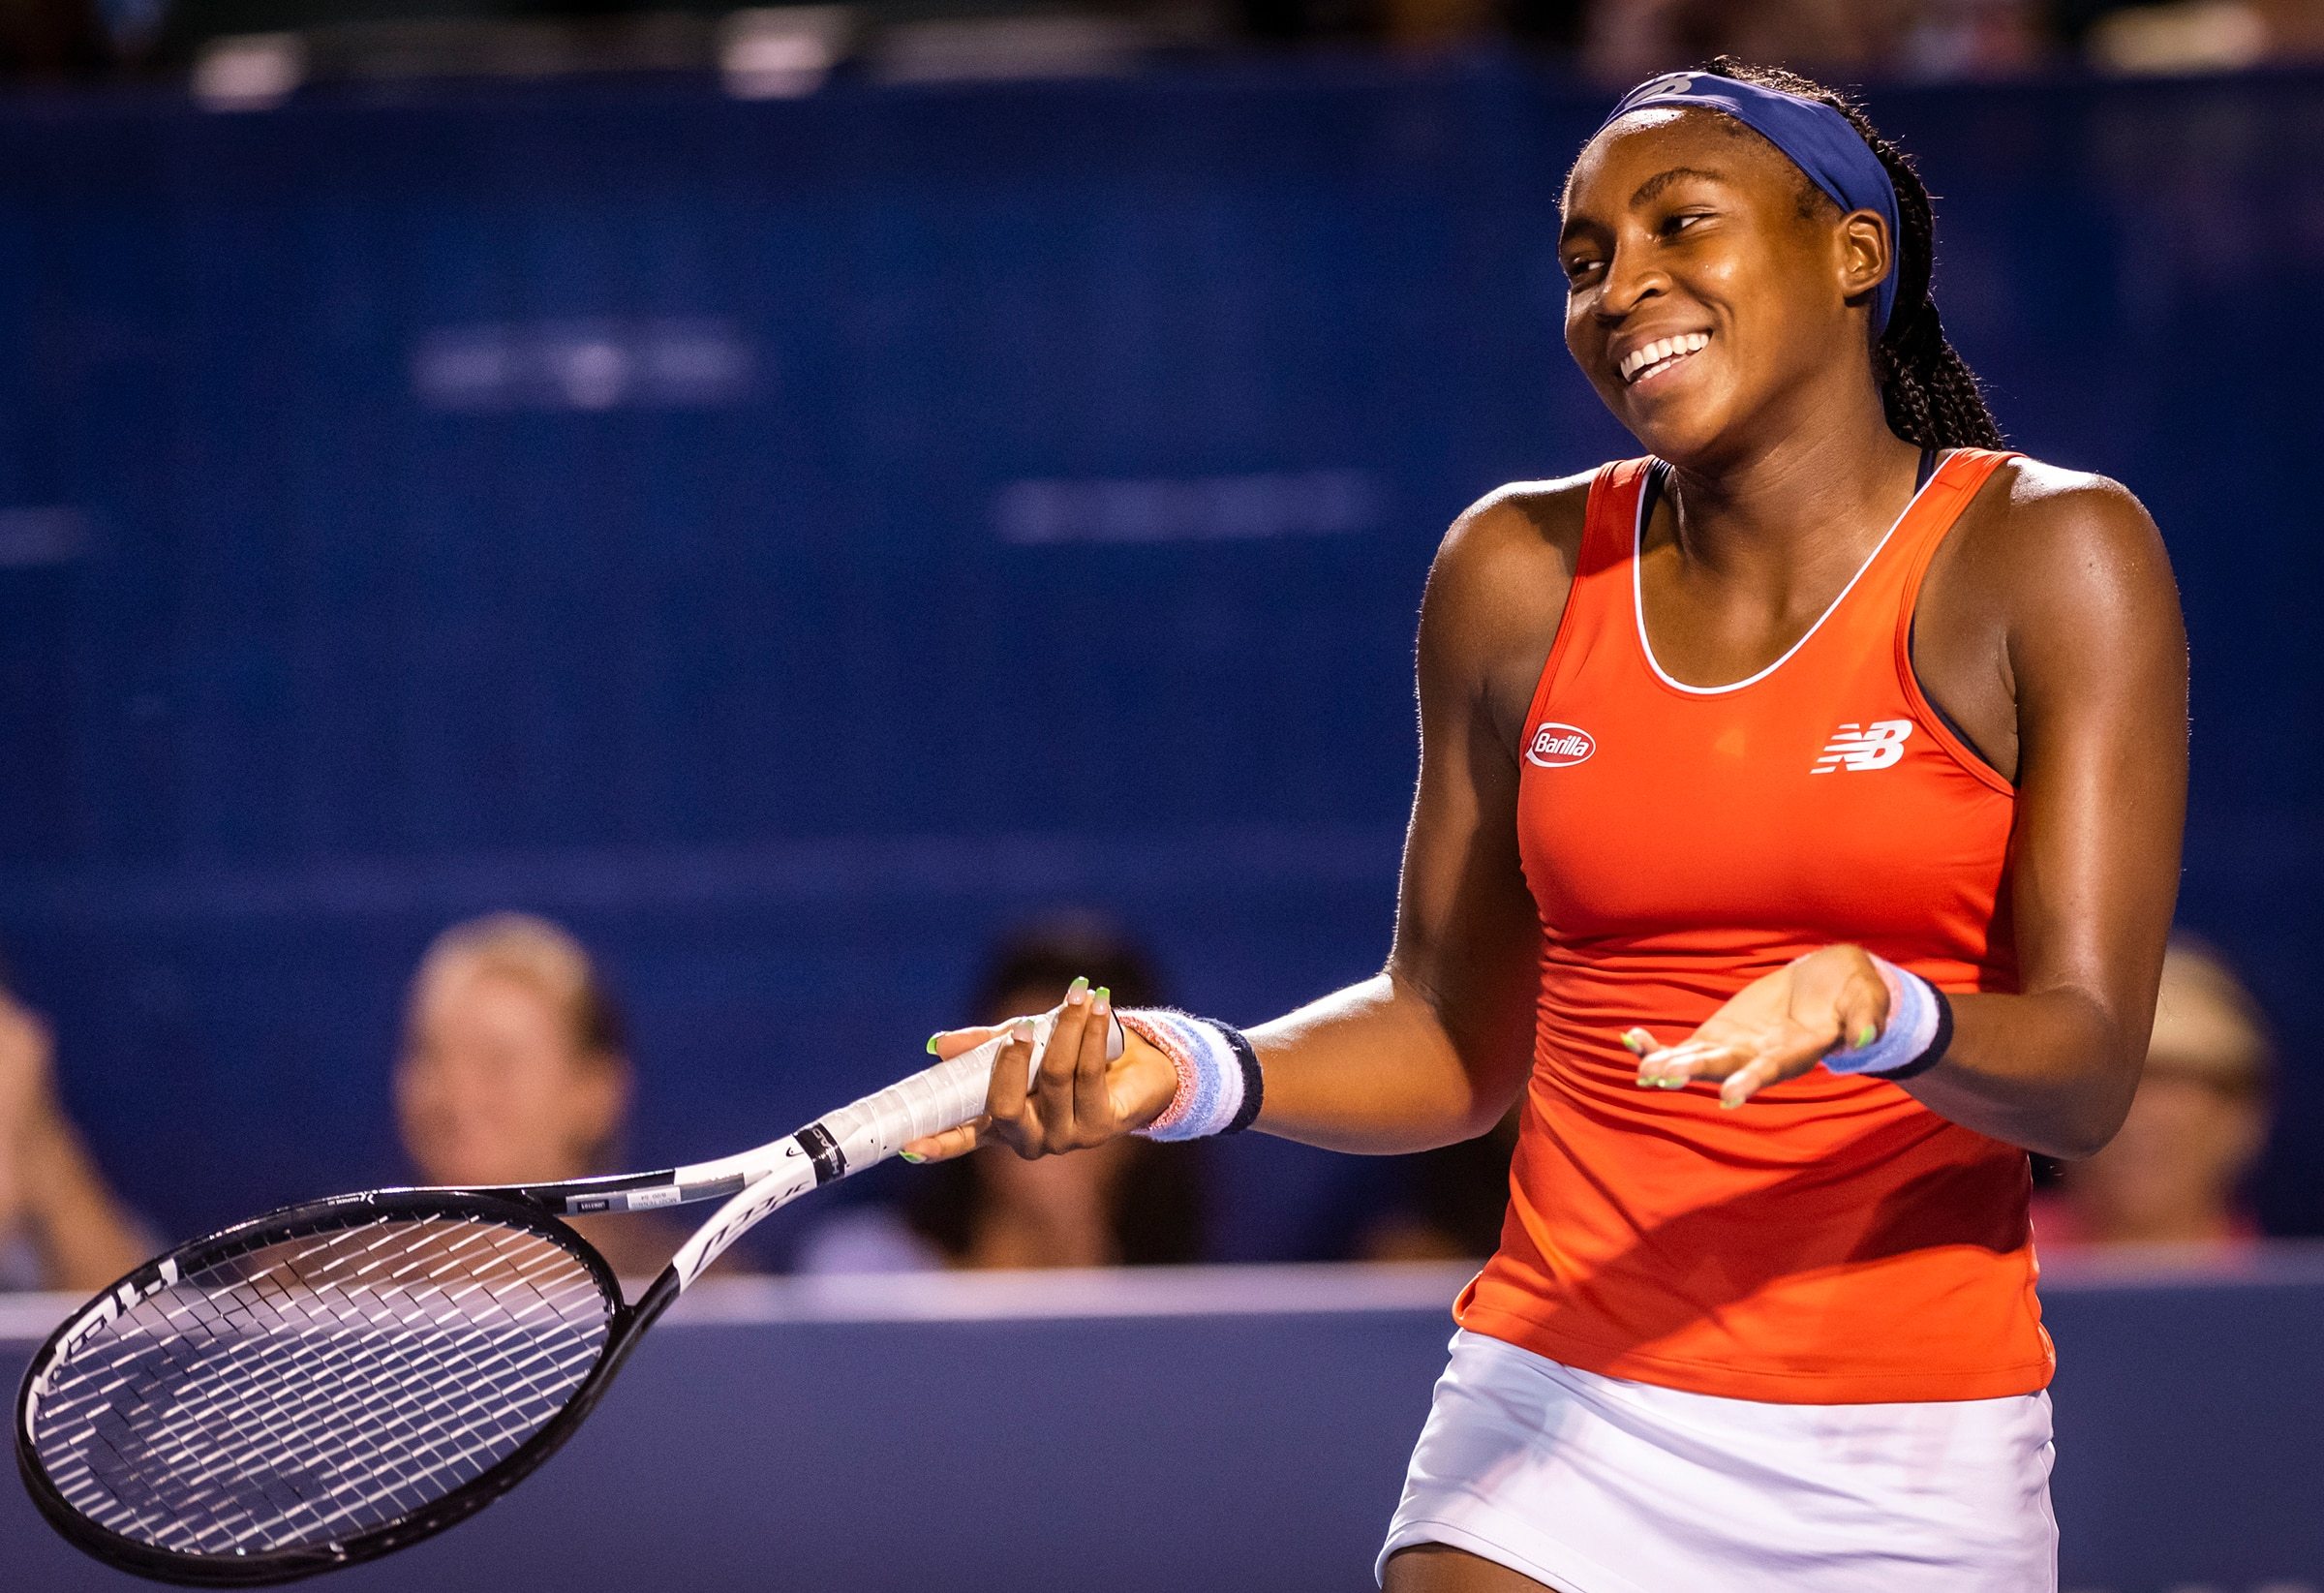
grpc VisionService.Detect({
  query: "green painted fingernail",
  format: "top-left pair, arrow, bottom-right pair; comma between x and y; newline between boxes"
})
926,1032 -> 940,1054
1854,1024 -> 1879,1048
900,1149 -> 924,1163
1068,975 -> 1089,1001
1093,986 -> 1112,1014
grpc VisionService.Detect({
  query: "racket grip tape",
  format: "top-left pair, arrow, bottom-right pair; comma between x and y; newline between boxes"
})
815,1009 -> 1125,1174
672,1012 -> 1125,1288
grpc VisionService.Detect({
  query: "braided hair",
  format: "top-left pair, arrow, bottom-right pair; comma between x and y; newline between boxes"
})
1704,58 -> 2003,450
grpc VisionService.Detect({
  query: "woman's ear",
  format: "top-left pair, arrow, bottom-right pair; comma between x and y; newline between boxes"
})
1837,209 -> 1892,307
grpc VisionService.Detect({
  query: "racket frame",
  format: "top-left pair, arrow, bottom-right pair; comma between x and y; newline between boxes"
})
14,1187 -> 670,1588
16,1012 -> 1108,1583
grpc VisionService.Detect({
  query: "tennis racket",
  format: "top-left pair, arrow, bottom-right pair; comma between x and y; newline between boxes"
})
15,1010 -> 1118,1585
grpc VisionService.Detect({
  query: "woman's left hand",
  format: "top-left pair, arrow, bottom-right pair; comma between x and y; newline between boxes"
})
1626,944 -> 1892,1110
0,993 -> 61,1234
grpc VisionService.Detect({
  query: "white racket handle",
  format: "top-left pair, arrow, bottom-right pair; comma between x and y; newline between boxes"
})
818,1008 -> 1125,1174
670,1009 -> 1125,1287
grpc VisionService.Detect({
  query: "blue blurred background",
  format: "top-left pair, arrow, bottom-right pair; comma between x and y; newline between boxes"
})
1,58 -> 2319,1258
3,0 -> 2323,1585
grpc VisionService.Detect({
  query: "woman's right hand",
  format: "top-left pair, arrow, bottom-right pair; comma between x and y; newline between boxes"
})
902,980 -> 1179,1163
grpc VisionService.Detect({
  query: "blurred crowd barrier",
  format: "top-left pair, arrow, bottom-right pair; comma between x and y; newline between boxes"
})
6,1257 -> 2321,1591
0,61 -> 2317,1263
9,0 -> 2324,88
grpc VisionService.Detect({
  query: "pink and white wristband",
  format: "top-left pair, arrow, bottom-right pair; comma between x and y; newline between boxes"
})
1121,1008 -> 1265,1141
1821,956 -> 1953,1081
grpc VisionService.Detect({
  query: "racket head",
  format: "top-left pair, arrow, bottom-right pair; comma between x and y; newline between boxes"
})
15,1187 -> 672,1586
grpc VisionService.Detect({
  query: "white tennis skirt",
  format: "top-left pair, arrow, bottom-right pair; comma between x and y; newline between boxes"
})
1378,1330 -> 2057,1593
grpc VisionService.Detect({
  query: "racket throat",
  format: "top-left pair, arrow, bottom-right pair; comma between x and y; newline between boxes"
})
666,1146 -> 823,1288
793,1122 -> 846,1184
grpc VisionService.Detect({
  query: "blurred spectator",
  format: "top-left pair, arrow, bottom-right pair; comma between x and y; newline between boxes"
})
0,975 -> 148,1292
395,912 -> 743,1280
2033,938 -> 2273,1251
2084,0 -> 2324,72
798,913 -> 1208,1273
1582,0 -> 2043,79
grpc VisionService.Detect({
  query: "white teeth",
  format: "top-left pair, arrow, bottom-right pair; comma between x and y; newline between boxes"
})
1620,331 -> 1710,383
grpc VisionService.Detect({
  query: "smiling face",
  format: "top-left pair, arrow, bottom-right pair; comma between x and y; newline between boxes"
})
1559,108 -> 1892,467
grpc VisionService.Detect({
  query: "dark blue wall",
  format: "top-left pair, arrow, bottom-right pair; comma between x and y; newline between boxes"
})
0,62 -> 2317,1250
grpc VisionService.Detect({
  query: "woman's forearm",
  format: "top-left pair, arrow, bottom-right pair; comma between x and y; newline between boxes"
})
1247,972 -> 1528,1154
1904,986 -> 2142,1161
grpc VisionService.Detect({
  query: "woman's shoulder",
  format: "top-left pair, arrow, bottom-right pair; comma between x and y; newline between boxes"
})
1418,470 -> 1607,725
1941,451 -> 2179,660
1430,468 -> 1604,593
1943,452 -> 2171,610
1963,453 -> 2162,565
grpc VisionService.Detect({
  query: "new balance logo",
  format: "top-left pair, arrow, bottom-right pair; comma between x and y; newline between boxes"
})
1813,719 -> 1912,773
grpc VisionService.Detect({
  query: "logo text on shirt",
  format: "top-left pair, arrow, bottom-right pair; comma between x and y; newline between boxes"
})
1527,723 -> 1596,768
1813,720 -> 1913,773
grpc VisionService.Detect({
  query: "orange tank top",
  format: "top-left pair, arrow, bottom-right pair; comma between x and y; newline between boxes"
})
1453,448 -> 2053,1404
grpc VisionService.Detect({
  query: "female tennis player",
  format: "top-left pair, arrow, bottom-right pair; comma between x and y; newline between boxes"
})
911,59 -> 2186,1593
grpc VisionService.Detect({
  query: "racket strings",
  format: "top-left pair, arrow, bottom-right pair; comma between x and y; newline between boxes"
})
27,1210 -> 613,1559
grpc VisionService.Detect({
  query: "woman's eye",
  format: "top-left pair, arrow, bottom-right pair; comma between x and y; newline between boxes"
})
1662,211 -> 1710,236
1563,256 -> 1603,283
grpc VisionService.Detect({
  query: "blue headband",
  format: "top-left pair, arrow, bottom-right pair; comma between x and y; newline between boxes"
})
1596,72 -> 1901,337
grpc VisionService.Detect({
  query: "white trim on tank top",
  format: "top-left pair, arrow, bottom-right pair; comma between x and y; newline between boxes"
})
1631,458 -> 1943,696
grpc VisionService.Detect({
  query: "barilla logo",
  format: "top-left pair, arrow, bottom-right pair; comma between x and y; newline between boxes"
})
1527,723 -> 1596,768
